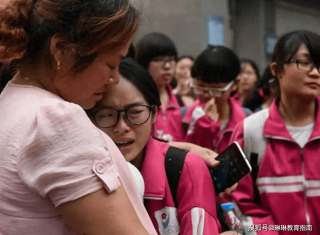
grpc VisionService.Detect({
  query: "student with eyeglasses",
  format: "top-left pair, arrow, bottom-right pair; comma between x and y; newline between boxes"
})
183,45 -> 251,154
230,30 -> 320,235
88,58 -> 242,235
135,32 -> 186,142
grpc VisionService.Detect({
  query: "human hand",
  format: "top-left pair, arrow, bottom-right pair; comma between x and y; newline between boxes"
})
204,98 -> 219,122
187,144 -> 238,198
220,231 -> 242,235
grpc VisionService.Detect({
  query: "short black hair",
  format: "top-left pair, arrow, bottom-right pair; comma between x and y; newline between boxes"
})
272,30 -> 320,75
191,45 -> 240,83
240,59 -> 261,81
135,32 -> 178,69
119,58 -> 161,107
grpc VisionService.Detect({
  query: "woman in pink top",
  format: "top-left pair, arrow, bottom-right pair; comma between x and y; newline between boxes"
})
0,0 -> 157,234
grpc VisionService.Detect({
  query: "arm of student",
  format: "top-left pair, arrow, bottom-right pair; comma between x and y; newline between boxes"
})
230,122 -> 279,235
57,187 -> 149,235
177,153 -> 220,235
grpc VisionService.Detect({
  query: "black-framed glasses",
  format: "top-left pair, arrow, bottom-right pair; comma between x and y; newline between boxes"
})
87,104 -> 155,128
151,56 -> 176,67
288,60 -> 320,73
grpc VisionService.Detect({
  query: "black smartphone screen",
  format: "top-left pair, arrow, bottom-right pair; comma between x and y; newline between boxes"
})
209,142 -> 251,195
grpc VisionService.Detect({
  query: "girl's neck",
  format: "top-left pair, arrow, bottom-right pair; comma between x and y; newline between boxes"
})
239,89 -> 249,102
279,94 -> 316,127
158,85 -> 170,109
130,148 -> 146,171
217,100 -> 231,125
261,95 -> 275,109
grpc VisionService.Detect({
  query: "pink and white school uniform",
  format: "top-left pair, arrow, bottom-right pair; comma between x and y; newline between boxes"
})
152,85 -> 185,142
230,99 -> 320,235
183,98 -> 248,153
142,137 -> 221,235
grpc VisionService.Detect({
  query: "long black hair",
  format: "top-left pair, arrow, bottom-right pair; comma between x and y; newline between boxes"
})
243,66 -> 277,111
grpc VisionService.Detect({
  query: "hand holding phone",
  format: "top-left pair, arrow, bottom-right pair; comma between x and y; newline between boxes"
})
209,141 -> 252,195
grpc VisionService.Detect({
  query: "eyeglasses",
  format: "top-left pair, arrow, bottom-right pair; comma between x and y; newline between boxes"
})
87,104 -> 154,128
288,60 -> 320,73
190,80 -> 235,97
151,56 -> 176,67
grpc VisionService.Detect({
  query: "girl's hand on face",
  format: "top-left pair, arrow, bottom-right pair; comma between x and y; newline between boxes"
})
204,98 -> 219,122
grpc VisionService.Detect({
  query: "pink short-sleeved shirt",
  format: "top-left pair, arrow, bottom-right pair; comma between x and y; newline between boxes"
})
0,82 -> 156,235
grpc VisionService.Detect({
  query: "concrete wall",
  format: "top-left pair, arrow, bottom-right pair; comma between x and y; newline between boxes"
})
234,0 -> 266,71
132,0 -> 232,58
275,1 -> 320,37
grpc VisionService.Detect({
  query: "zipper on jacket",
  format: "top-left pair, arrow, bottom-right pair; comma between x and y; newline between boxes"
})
162,109 -> 166,122
300,148 -> 310,235
214,129 -> 233,152
265,135 -> 312,233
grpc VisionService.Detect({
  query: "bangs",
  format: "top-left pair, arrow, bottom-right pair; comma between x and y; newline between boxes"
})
136,32 -> 177,68
273,30 -> 320,67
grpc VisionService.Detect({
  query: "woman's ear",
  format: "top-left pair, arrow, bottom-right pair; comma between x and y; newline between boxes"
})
50,34 -> 76,70
152,107 -> 158,124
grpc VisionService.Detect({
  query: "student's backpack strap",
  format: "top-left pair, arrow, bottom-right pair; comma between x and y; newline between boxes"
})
165,146 -> 188,207
175,94 -> 184,107
165,146 -> 230,232
238,108 -> 269,232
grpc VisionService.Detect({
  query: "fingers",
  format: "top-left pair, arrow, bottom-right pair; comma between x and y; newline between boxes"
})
204,98 -> 218,121
219,183 -> 238,198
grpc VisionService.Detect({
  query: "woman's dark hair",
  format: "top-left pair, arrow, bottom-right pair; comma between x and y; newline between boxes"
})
135,32 -> 178,69
119,58 -> 161,107
0,62 -> 16,93
243,66 -> 278,111
272,30 -> 320,76
0,0 -> 140,74
240,59 -> 261,81
191,45 -> 240,83
126,43 -> 135,59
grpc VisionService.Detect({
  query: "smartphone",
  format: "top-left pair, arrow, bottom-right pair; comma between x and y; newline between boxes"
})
209,141 -> 252,195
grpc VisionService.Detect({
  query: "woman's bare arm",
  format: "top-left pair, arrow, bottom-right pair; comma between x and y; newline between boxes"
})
57,187 -> 150,235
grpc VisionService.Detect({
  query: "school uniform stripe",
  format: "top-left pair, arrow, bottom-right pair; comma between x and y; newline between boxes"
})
256,175 -> 304,185
258,184 -> 304,193
191,207 -> 205,235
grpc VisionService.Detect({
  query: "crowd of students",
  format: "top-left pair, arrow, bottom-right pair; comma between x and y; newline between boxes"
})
0,0 -> 320,235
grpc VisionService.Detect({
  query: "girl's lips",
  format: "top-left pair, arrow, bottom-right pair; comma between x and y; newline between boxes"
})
306,83 -> 319,89
94,93 -> 103,101
116,141 -> 134,151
